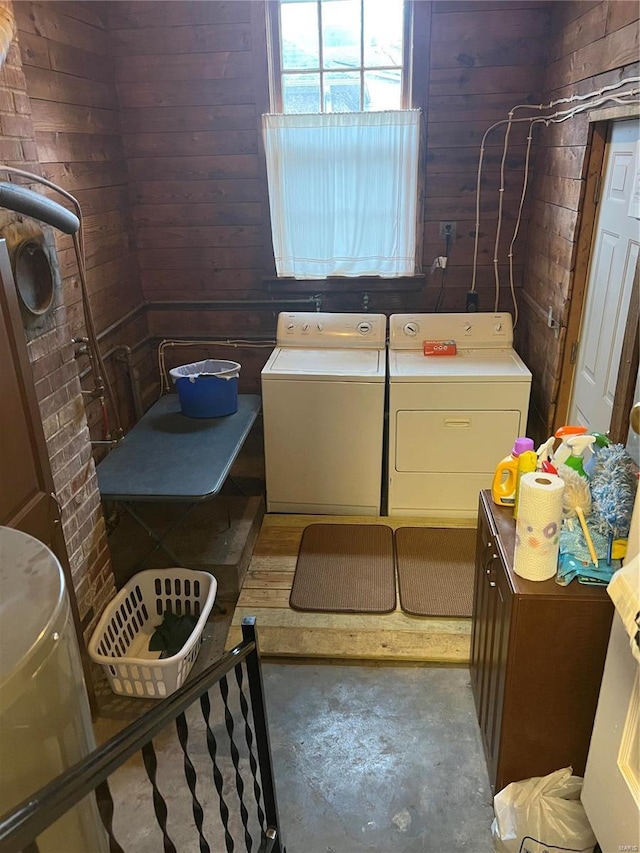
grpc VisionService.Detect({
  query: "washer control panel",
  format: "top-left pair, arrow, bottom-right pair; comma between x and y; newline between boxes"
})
389,312 -> 514,349
277,312 -> 386,348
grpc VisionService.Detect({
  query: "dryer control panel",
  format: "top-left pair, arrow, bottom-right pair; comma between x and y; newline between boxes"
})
276,312 -> 387,349
389,312 -> 514,350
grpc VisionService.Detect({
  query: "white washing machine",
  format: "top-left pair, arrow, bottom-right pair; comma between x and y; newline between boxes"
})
387,312 -> 532,519
262,312 -> 387,515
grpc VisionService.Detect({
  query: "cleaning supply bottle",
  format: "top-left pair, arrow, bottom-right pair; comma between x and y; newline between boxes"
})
584,432 -> 611,477
553,425 -> 588,467
564,434 -> 596,478
491,437 -> 535,506
536,436 -> 556,471
513,450 -> 538,519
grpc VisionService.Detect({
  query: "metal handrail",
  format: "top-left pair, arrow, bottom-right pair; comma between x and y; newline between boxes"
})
0,619 -> 278,852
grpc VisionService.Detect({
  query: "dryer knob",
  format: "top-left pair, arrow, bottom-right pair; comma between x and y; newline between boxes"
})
302,323 -> 310,331
403,322 -> 419,336
495,323 -> 503,332
316,323 -> 324,331
464,323 -> 472,333
286,323 -> 295,331
357,322 -> 372,335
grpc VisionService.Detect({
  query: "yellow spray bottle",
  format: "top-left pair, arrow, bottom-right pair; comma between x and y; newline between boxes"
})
513,450 -> 538,518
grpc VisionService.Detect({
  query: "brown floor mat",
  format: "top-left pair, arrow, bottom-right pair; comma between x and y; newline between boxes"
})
290,524 -> 396,614
395,527 -> 476,617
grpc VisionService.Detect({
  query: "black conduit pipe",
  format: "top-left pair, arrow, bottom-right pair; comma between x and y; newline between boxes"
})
0,181 -> 80,234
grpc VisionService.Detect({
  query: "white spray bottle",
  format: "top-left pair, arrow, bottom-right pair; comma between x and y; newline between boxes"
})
564,434 -> 596,478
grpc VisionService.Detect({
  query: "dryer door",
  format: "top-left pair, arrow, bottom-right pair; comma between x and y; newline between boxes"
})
395,409 -> 521,473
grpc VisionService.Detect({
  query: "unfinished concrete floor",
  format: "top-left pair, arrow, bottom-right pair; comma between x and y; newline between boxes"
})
264,663 -> 494,853
96,661 -> 493,852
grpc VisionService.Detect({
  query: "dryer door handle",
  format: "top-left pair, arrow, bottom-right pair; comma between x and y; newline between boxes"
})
443,417 -> 472,428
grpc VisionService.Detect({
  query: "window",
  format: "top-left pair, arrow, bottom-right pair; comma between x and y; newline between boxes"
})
264,0 -> 421,280
270,0 -> 408,114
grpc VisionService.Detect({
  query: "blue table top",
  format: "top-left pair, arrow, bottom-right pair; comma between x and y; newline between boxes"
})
97,394 -> 261,502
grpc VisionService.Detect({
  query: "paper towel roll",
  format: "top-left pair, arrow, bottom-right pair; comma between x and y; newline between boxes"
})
513,472 -> 565,581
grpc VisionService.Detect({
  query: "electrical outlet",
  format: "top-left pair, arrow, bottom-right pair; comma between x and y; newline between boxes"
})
439,221 -> 457,240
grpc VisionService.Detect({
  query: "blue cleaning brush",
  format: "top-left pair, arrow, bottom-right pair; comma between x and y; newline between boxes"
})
589,443 -> 637,564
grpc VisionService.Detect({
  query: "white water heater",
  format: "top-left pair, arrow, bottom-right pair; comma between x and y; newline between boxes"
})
0,526 -> 108,852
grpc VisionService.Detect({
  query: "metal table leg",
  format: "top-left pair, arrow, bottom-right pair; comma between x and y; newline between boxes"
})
119,501 -> 227,615
122,501 -> 197,571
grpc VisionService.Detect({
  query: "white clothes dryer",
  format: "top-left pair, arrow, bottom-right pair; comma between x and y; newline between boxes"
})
262,312 -> 386,515
387,312 -> 532,519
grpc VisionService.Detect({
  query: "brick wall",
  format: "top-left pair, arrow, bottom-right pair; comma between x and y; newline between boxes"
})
0,3 -> 115,655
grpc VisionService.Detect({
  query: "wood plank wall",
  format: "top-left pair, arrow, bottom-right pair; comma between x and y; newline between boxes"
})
14,0 -> 153,428
425,1 -> 548,314
520,0 -> 639,442
110,1 -> 278,393
109,0 -> 549,393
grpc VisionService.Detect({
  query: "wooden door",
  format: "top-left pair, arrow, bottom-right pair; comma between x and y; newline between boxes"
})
0,237 -> 94,705
568,119 -> 640,431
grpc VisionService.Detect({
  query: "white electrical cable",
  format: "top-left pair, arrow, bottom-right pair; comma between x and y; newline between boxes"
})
471,86 -> 640,294
507,118 -> 547,328
493,112 -> 513,311
495,89 -> 639,319
470,79 -> 640,322
508,76 -> 640,114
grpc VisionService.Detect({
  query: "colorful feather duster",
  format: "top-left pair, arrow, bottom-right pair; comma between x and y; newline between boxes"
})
589,443 -> 637,561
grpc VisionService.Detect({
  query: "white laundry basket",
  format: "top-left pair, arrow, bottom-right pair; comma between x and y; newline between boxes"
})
89,568 -> 217,699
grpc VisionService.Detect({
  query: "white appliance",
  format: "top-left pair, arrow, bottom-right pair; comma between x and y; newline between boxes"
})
581,482 -> 640,851
387,312 -> 532,518
0,527 -> 107,853
262,312 -> 387,515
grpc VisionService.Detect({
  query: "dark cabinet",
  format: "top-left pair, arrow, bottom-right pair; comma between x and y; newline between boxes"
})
470,490 -> 614,794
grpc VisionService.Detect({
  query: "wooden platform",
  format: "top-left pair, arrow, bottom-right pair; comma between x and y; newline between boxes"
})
226,514 -> 477,663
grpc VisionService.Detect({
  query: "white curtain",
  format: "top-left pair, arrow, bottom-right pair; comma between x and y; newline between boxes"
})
262,110 -> 421,279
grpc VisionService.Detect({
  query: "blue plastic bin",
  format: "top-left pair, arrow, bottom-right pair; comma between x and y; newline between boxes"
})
169,359 -> 240,418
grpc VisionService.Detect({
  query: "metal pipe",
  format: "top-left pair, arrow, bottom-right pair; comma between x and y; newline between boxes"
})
0,164 -> 123,437
78,336 -> 151,380
0,182 -> 79,233
147,296 -> 322,310
113,345 -> 144,422
91,294 -> 320,347
96,304 -> 145,343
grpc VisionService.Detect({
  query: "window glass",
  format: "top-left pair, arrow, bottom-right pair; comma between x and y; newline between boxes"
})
280,1 -> 319,70
364,69 -> 401,111
323,71 -> 361,112
321,0 -> 361,70
282,72 -> 321,113
363,0 -> 403,68
275,0 -> 406,114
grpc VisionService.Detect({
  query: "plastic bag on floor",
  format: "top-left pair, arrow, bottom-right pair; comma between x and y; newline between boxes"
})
491,767 -> 597,853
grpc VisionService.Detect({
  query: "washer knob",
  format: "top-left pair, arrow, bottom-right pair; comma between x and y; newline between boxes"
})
495,323 -> 503,332
302,323 -> 310,331
357,321 -> 372,335
464,323 -> 472,333
316,323 -> 324,331
403,322 -> 419,336
286,323 -> 295,331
